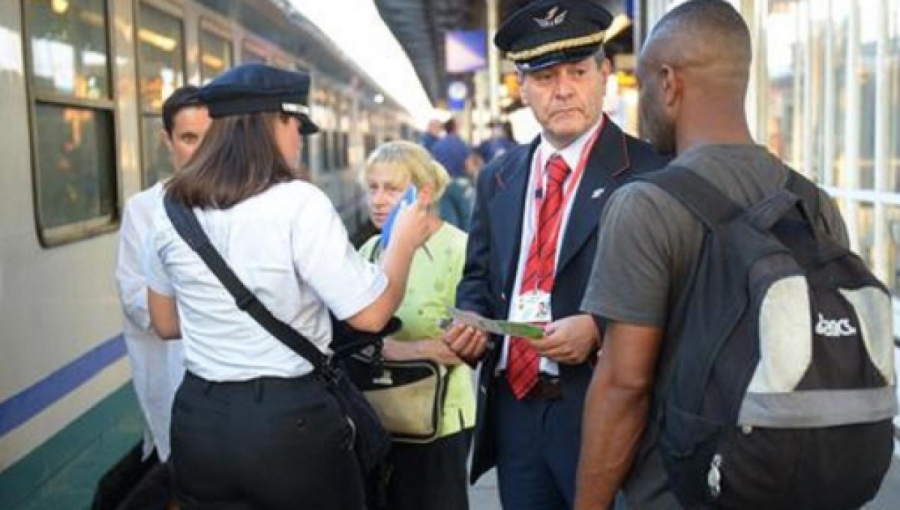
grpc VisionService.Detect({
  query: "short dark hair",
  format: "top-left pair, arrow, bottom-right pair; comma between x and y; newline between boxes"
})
162,85 -> 203,136
444,118 -> 457,134
651,0 -> 751,67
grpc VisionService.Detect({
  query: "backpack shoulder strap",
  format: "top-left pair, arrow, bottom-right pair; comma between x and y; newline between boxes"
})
785,170 -> 822,228
637,166 -> 744,229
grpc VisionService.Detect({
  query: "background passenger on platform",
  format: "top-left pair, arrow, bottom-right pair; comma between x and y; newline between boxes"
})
360,140 -> 476,510
443,1 -> 667,508
420,118 -> 444,154
439,149 -> 483,231
116,85 -> 210,466
143,64 -> 430,510
431,117 -> 470,178
575,2 -> 849,509
477,121 -> 516,163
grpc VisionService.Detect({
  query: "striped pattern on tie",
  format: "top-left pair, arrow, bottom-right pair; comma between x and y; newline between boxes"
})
506,154 -> 572,399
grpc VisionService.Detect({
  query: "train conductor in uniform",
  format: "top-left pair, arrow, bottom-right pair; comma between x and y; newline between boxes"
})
444,1 -> 667,508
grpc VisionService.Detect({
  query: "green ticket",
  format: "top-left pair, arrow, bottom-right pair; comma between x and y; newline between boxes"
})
446,307 -> 545,340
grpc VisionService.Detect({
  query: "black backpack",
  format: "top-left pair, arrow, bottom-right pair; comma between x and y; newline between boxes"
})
641,167 -> 897,509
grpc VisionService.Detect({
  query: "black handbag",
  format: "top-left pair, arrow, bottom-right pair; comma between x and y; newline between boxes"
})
163,197 -> 390,476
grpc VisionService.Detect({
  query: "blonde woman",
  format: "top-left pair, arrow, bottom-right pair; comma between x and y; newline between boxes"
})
361,141 -> 476,510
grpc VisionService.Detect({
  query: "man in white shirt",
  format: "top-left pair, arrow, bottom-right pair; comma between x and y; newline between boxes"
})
115,85 -> 210,465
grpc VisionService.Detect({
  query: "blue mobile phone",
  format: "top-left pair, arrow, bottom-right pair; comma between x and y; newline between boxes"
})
379,184 -> 418,249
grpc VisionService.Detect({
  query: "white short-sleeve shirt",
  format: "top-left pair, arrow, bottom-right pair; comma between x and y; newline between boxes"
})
143,181 -> 387,382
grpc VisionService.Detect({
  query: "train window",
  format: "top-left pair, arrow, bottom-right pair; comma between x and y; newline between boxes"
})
26,0 -> 111,100
301,135 -> 311,168
200,29 -> 232,84
856,202 -> 875,270
33,105 -> 116,229
889,1 -> 900,193
241,41 -> 267,64
271,56 -> 295,71
341,132 -> 349,168
24,0 -> 118,245
831,2 -> 850,188
141,116 -> 172,186
331,131 -> 341,170
323,130 -> 332,171
138,4 -> 185,112
855,0 -> 878,190
364,133 -> 376,156
885,207 -> 900,294
137,2 -> 185,187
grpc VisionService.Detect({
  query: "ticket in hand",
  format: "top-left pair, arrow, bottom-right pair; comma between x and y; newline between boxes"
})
446,307 -> 545,340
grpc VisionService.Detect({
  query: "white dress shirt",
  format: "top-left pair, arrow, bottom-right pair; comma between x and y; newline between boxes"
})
116,182 -> 184,461
498,118 -> 605,376
144,181 -> 387,382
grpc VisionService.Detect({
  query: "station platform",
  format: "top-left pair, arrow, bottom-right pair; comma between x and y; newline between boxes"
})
468,456 -> 900,510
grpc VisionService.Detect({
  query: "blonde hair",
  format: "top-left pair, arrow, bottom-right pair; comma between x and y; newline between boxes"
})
363,140 -> 450,202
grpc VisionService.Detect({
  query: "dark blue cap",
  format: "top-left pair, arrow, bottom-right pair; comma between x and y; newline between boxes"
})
199,64 -> 319,134
494,0 -> 613,72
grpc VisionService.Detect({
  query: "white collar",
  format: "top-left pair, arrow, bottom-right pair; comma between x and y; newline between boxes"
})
537,116 -> 605,171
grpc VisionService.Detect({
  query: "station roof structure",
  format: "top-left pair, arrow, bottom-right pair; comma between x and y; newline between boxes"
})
374,0 -> 633,105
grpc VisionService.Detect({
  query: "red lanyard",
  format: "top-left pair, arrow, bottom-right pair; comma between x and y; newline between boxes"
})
529,124 -> 603,253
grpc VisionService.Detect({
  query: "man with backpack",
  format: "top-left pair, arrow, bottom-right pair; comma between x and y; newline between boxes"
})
575,2 -> 896,510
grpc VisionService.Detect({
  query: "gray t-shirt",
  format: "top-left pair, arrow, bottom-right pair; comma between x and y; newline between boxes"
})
580,144 -> 849,509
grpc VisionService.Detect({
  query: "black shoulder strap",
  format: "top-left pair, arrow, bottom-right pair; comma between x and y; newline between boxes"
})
637,166 -> 744,229
163,197 -> 330,372
785,169 -> 823,234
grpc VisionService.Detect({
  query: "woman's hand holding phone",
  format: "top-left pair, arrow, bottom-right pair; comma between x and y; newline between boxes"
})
389,185 -> 432,251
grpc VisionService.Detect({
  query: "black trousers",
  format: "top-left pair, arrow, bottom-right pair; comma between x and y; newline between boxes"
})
170,371 -> 365,510
383,428 -> 472,510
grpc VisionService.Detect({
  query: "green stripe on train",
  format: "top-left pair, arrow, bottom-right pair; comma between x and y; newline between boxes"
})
0,384 -> 142,510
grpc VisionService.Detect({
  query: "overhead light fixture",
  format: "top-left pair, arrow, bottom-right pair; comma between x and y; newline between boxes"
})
138,29 -> 177,52
51,0 -> 69,15
201,53 -> 224,70
79,10 -> 105,28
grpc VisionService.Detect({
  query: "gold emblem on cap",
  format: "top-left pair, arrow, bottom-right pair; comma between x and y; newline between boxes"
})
506,31 -> 606,62
533,6 -> 567,29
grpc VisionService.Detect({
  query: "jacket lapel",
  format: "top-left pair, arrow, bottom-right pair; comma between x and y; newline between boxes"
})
489,139 -> 538,298
557,117 -> 632,274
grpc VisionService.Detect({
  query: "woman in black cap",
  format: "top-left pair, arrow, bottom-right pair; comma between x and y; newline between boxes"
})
144,64 -> 430,509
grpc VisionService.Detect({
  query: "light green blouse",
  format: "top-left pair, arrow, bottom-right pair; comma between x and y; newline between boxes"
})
360,223 -> 476,437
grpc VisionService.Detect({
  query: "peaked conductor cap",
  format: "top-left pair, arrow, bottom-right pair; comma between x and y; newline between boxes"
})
494,0 -> 614,72
199,63 -> 319,134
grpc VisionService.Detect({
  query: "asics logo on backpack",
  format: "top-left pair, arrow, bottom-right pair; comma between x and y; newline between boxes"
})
814,313 -> 858,337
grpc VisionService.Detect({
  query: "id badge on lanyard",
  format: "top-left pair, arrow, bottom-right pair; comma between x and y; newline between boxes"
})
512,126 -> 602,324
517,289 -> 552,323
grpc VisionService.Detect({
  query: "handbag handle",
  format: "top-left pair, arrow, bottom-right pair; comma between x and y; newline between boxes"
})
163,196 -> 332,376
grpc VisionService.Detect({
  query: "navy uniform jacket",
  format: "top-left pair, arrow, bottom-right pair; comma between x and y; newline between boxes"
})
455,116 -> 668,483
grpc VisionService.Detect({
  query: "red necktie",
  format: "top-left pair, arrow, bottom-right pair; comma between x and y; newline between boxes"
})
506,154 -> 571,399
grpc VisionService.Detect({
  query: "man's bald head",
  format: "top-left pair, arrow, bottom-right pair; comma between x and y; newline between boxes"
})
637,0 -> 755,154
642,0 -> 752,93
